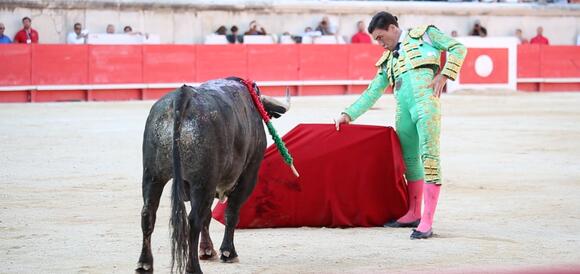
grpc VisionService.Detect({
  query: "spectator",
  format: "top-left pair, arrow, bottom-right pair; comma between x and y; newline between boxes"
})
215,26 -> 227,35
515,28 -> 528,44
530,26 -> 549,45
67,22 -> 87,44
470,21 -> 487,37
351,20 -> 371,44
244,20 -> 266,35
0,23 -> 12,44
13,17 -> 39,44
300,26 -> 323,44
106,24 -> 115,34
124,25 -> 148,38
316,16 -> 336,35
280,31 -> 302,44
302,26 -> 321,37
451,30 -> 458,38
226,25 -> 243,44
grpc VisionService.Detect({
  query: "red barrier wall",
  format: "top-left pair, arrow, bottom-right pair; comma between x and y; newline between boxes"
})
348,44 -> 384,80
0,44 -> 382,102
540,45 -> 580,78
143,45 -> 196,83
196,45 -> 248,81
32,44 -> 89,85
36,90 -> 87,102
299,45 -> 349,80
1,44 -> 579,102
517,44 -> 580,79
247,45 -> 299,81
89,45 -> 143,84
0,45 -> 31,86
517,44 -> 541,78
517,44 -> 580,92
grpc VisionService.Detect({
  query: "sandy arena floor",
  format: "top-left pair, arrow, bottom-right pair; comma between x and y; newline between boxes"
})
1,91 -> 579,273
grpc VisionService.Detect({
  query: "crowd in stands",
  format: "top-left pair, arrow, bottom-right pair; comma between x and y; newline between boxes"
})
0,15 -> 570,46
0,17 -> 151,45
207,16 -> 372,45
448,21 -> 552,44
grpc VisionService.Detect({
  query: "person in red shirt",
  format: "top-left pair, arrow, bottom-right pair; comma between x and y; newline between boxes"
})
530,26 -> 549,45
351,20 -> 372,44
13,17 -> 39,44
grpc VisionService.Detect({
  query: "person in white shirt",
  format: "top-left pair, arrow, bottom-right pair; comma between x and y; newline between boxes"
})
67,23 -> 87,44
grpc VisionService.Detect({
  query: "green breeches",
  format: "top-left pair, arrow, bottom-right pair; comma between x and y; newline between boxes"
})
394,68 -> 441,184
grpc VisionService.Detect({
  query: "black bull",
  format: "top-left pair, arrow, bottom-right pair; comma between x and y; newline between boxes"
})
135,78 -> 289,274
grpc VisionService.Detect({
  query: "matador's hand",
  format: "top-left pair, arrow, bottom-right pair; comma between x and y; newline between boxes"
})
334,113 -> 351,131
428,74 -> 448,98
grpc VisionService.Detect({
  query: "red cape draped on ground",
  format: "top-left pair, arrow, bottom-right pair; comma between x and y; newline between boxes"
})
212,123 -> 408,228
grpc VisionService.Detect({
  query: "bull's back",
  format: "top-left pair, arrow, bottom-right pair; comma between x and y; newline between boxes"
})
181,80 -> 267,180
142,81 -> 266,182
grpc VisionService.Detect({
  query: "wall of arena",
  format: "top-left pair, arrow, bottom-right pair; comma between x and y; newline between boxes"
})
1,0 -> 579,45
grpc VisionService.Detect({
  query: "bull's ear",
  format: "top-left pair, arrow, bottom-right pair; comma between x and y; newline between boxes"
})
261,96 -> 289,119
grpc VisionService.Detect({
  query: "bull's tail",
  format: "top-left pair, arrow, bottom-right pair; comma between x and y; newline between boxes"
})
170,86 -> 191,274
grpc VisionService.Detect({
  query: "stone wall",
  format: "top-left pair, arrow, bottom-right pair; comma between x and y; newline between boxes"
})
1,0 -> 579,45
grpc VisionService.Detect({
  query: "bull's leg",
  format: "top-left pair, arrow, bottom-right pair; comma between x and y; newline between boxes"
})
136,175 -> 166,273
219,197 -> 242,263
199,204 -> 218,260
186,188 -> 214,274
219,169 -> 259,263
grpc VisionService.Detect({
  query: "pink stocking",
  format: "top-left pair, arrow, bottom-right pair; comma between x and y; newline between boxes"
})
416,183 -> 441,233
397,179 -> 424,223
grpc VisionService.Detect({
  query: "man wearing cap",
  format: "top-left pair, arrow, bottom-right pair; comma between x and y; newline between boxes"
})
335,12 -> 467,239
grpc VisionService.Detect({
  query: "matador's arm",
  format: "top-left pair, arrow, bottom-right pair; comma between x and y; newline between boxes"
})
426,26 -> 467,81
343,66 -> 390,121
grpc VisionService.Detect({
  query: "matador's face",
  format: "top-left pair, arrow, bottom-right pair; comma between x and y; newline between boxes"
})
372,24 -> 399,51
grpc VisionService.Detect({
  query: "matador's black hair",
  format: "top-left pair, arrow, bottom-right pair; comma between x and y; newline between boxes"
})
367,11 -> 398,33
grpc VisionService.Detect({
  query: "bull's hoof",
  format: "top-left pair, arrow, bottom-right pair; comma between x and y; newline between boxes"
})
220,256 -> 240,263
199,248 -> 218,260
185,267 -> 203,274
135,262 -> 153,273
220,250 -> 239,263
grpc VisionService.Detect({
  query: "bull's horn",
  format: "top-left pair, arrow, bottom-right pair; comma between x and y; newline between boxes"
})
285,87 -> 291,110
262,96 -> 289,112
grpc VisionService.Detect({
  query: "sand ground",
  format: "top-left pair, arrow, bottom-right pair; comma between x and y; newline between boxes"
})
1,91 -> 579,273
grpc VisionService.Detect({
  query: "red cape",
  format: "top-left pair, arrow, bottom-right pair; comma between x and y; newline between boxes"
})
212,123 -> 408,228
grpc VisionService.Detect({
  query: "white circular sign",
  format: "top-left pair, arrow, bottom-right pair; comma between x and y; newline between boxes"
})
474,55 -> 494,78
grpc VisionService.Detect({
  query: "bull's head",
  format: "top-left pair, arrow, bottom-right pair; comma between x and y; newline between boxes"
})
260,87 -> 291,119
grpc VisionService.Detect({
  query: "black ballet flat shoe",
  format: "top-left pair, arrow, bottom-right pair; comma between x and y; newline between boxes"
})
383,219 -> 421,228
410,228 -> 433,239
